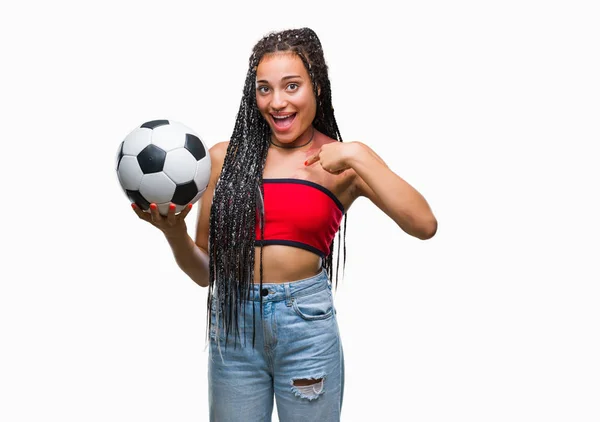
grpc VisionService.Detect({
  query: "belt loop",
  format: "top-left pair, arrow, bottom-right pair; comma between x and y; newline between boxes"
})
284,283 -> 292,306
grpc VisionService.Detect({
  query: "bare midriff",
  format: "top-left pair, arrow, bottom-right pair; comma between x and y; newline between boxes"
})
253,245 -> 323,283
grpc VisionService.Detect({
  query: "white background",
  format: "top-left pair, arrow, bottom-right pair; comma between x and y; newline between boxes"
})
1,1 -> 598,421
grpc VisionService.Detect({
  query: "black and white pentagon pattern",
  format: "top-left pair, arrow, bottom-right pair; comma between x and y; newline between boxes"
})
139,172 -> 176,205
163,148 -> 197,183
116,120 -> 211,215
122,127 -> 152,155
185,133 -> 207,160
117,155 -> 144,191
151,121 -> 191,151
115,141 -> 124,170
137,144 -> 167,174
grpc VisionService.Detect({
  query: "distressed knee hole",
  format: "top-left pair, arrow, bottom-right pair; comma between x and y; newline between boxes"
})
291,377 -> 324,400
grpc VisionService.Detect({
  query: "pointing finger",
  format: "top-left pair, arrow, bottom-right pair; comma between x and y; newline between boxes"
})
304,154 -> 320,166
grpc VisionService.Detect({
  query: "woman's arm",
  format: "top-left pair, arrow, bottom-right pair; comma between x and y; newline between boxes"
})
190,141 -> 229,285
349,142 -> 437,239
132,141 -> 228,288
164,231 -> 210,287
306,141 -> 437,239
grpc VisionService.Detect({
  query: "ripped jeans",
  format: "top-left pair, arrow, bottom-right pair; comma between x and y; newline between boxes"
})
208,269 -> 344,421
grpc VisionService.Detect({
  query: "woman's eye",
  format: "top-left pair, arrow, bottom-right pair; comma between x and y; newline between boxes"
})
288,83 -> 298,90
257,86 -> 269,93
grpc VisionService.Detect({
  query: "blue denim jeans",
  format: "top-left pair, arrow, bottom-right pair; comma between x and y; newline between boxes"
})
208,269 -> 344,421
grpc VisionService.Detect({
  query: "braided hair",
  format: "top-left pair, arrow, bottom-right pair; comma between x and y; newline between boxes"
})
207,27 -> 347,347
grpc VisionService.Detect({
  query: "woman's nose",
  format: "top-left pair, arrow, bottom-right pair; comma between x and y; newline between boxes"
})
270,90 -> 287,110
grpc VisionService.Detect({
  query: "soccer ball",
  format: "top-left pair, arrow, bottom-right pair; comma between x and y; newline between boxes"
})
116,119 -> 211,216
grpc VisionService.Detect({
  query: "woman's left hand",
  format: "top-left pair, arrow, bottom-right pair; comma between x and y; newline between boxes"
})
304,142 -> 359,175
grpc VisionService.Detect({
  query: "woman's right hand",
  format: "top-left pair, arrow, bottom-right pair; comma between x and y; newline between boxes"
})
131,202 -> 193,239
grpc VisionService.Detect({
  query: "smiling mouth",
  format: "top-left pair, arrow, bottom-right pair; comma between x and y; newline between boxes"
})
271,113 -> 296,130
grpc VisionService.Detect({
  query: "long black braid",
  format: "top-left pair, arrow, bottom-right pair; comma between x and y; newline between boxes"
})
207,27 -> 348,348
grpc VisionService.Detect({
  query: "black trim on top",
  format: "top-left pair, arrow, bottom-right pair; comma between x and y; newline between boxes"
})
262,178 -> 345,213
255,239 -> 326,258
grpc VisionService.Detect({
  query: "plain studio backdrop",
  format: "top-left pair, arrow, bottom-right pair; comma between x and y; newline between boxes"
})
1,1 -> 598,421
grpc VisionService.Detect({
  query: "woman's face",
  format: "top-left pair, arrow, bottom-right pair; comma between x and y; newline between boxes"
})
255,52 -> 317,146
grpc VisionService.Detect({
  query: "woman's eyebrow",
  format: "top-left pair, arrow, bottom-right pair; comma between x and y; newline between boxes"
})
256,75 -> 302,84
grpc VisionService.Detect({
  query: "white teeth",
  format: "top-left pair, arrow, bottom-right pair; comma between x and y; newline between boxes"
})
273,114 -> 294,119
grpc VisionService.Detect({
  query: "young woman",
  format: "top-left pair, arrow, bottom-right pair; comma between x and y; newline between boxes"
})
132,27 -> 437,422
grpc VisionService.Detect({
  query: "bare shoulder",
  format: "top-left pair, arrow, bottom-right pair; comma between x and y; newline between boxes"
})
195,140 -> 230,251
208,141 -> 230,182
339,142 -> 371,204
210,141 -> 229,165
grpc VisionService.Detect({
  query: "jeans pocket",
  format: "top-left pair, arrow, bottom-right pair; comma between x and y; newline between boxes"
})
292,287 -> 334,321
209,302 -> 254,343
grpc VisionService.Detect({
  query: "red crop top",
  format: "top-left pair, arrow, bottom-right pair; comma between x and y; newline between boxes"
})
255,179 -> 345,257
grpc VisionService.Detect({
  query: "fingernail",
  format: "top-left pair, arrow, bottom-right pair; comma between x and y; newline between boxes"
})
304,161 -> 308,166
169,203 -> 175,210
150,203 -> 157,210
188,203 -> 193,209
131,203 -> 137,209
